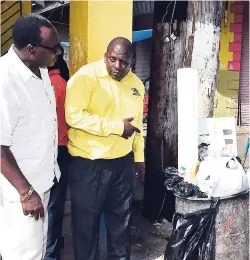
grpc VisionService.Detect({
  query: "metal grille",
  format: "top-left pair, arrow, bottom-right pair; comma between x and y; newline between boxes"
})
239,2 -> 249,126
134,38 -> 153,82
133,1 -> 154,17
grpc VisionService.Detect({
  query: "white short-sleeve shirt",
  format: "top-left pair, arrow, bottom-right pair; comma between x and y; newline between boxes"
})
0,46 -> 60,200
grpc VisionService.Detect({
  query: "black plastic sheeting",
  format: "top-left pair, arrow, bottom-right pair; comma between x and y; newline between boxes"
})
165,200 -> 219,260
164,167 -> 207,199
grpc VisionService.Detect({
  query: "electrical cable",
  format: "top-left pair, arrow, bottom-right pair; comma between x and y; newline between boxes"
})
157,0 -> 177,222
170,0 -> 177,34
161,1 -> 173,23
47,1 -> 60,19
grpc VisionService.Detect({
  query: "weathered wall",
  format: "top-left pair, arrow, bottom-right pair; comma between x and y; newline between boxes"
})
214,1 -> 244,118
1,1 -> 31,56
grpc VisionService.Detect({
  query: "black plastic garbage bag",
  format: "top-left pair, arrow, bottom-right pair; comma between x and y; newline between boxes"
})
164,201 -> 218,260
172,181 -> 194,198
164,174 -> 184,191
164,167 -> 180,176
193,185 -> 208,198
163,167 -> 208,199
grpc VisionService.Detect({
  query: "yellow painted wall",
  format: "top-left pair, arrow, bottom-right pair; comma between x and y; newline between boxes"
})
218,2 -> 235,71
69,1 -> 89,74
1,1 -> 31,56
214,71 -> 239,118
69,0 -> 133,75
21,0 -> 32,15
214,1 -> 240,118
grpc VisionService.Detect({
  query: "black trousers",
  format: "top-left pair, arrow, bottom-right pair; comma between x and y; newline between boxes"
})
69,153 -> 135,260
45,146 -> 69,260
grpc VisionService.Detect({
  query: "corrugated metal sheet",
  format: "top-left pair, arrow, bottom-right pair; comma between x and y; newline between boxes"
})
134,38 -> 152,82
239,3 -> 249,126
32,0 -> 69,15
133,1 -> 154,17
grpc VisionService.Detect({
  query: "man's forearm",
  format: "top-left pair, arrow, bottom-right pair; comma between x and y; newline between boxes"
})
65,108 -> 124,137
0,146 -> 31,196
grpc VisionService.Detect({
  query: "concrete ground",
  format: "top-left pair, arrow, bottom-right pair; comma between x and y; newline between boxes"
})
61,127 -> 249,260
61,206 -> 167,260
236,126 -> 249,168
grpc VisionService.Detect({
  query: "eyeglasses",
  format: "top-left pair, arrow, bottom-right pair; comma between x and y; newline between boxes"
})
32,44 -> 62,55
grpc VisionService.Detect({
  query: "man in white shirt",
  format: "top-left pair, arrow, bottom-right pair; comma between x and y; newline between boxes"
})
0,14 -> 61,260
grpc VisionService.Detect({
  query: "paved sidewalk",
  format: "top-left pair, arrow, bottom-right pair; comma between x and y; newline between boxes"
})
236,127 -> 249,168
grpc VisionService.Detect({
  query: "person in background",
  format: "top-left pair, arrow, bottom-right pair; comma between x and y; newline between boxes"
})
56,45 -> 69,82
0,14 -> 61,260
45,48 -> 69,260
65,37 -> 145,260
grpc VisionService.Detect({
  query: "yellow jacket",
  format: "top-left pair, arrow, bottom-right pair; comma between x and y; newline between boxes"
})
65,59 -> 145,162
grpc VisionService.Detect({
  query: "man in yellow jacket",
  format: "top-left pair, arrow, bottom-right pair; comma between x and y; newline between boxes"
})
65,37 -> 145,260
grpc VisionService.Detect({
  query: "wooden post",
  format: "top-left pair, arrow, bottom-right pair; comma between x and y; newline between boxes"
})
143,20 -> 187,222
184,1 -> 223,117
143,1 -> 223,222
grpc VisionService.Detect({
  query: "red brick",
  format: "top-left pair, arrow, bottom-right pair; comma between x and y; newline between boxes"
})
235,14 -> 243,23
229,42 -> 242,52
230,23 -> 243,33
233,52 -> 241,62
234,33 -> 243,42
228,61 -> 241,71
231,3 -> 244,14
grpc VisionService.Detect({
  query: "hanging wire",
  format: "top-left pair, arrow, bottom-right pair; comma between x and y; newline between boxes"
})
47,1 -> 60,20
161,1 -> 173,23
50,21 -> 69,26
170,0 -> 177,26
46,2 -> 68,26
156,192 -> 167,221
160,0 -> 176,171
60,2 -> 64,21
158,0 -> 177,222
161,132 -> 164,171
169,0 -> 177,35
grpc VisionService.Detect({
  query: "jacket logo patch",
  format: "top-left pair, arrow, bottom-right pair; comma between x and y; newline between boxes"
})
131,88 -> 140,96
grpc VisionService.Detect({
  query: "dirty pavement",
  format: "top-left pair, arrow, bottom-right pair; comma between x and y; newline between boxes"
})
61,204 -> 170,260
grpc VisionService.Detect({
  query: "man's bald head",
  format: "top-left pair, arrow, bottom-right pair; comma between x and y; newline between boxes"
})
107,37 -> 133,58
104,37 -> 134,81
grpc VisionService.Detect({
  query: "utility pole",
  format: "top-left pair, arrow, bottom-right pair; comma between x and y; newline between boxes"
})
143,1 -> 222,222
143,1 -> 188,222
184,1 -> 223,117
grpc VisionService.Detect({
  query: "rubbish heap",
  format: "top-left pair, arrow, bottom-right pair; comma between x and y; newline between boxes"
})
164,166 -> 208,199
164,118 -> 249,199
164,69 -> 249,260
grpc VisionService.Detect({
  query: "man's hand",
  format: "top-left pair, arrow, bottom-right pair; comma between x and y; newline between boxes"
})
122,117 -> 140,139
20,190 -> 44,221
135,162 -> 145,182
1,146 -> 44,220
